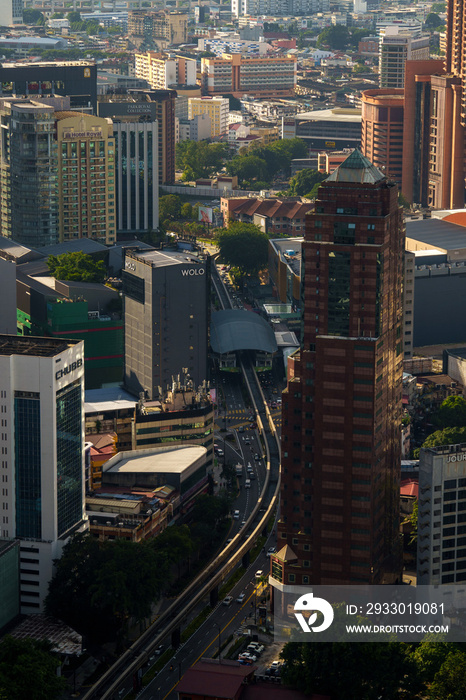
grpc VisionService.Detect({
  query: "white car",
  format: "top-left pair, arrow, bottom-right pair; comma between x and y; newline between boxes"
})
223,596 -> 233,606
233,510 -> 240,520
236,593 -> 246,603
239,652 -> 257,662
270,660 -> 281,669
255,570 -> 263,579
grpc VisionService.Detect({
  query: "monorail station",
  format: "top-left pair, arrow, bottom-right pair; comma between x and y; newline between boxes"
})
210,310 -> 277,372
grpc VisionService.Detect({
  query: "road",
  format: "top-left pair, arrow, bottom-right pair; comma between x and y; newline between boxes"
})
138,553 -> 273,700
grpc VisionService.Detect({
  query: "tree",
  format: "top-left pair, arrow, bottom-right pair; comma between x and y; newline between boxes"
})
226,154 -> 269,183
176,141 -> 229,181
288,168 -> 326,196
181,202 -> 193,219
216,223 -> 269,276
435,395 -> 466,428
425,12 -> 445,29
349,27 -> 370,47
316,25 -> 350,50
159,194 -> 182,222
45,533 -> 170,643
67,10 -> 81,22
422,426 -> 466,450
431,2 -> 446,10
47,252 -> 106,283
430,650 -> 466,700
0,636 -> 67,700
281,636 -> 420,699
23,8 -> 45,24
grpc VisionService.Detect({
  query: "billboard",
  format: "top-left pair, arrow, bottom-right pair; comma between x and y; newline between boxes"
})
198,206 -> 213,224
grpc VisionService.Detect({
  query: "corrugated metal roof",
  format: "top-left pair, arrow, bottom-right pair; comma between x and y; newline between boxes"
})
211,310 -> 277,354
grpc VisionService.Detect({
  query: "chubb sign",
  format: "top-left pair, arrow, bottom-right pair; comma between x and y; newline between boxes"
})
181,268 -> 205,277
55,359 -> 83,381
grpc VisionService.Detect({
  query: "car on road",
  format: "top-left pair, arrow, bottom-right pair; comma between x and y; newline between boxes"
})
241,520 -> 247,528
236,593 -> 246,603
254,454 -> 261,461
271,402 -> 277,409
238,425 -> 244,433
223,596 -> 233,606
244,439 -> 250,445
267,547 -> 276,557
245,479 -> 251,488
154,644 -> 164,655
255,570 -> 263,579
233,510 -> 240,520
216,448 -> 224,457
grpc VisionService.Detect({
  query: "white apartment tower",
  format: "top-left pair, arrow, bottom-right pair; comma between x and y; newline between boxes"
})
379,28 -> 430,88
418,443 -> 466,585
0,0 -> 23,25
0,335 -> 88,613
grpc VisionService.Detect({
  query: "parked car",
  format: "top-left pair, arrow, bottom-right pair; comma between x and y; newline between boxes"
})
239,652 -> 257,662
270,660 -> 282,669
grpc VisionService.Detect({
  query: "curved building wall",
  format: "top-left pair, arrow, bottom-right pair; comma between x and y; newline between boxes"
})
361,89 -> 404,188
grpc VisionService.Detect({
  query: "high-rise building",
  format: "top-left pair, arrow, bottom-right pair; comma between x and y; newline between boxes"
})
270,151 -> 404,592
128,10 -> 188,49
0,335 -> 88,612
201,53 -> 297,99
144,89 -> 176,185
123,249 -> 210,400
379,29 -> 430,89
401,59 -> 444,207
56,111 -> 116,244
188,97 -> 229,137
361,89 -> 404,188
0,0 -> 22,25
0,98 -> 58,247
0,61 -> 97,111
134,52 -> 196,90
422,0 -> 466,209
97,94 -> 159,231
417,443 -> 466,585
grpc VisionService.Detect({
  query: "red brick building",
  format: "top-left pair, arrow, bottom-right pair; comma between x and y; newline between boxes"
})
270,150 -> 404,591
221,196 -> 313,235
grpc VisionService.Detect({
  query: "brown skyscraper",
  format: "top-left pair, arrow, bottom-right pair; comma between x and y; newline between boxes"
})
270,151 -> 403,593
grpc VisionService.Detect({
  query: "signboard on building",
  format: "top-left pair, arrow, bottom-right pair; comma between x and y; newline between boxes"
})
198,206 -> 213,224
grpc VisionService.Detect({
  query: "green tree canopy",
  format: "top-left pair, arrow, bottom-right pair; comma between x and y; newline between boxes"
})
430,650 -> 466,700
229,138 -> 308,184
216,222 -> 269,276
425,12 -> 445,28
47,252 -> 106,283
226,154 -> 269,183
176,141 -> 229,181
0,636 -> 66,700
45,533 -> 170,643
431,1 -> 446,10
288,168 -> 326,196
422,425 -> 466,450
435,395 -> 466,428
159,194 -> 182,222
67,10 -> 81,22
23,8 -> 45,24
317,25 -> 351,50
281,636 -> 420,699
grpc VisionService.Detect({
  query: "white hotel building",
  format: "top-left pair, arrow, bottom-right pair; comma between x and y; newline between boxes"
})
418,443 -> 466,585
0,335 -> 88,612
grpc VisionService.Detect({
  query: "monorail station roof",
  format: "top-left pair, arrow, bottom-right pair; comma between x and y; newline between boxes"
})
210,310 -> 278,354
